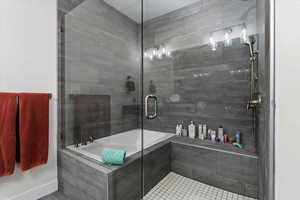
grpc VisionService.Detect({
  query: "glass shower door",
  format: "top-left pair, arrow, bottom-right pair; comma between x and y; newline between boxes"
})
142,0 -> 259,199
61,0 -> 144,199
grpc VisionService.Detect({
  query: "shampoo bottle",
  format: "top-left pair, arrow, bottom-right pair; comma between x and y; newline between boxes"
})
235,131 -> 241,144
181,122 -> 188,137
198,124 -> 204,140
176,123 -> 181,136
188,121 -> 196,139
211,130 -> 216,142
203,124 -> 207,139
218,126 -> 224,143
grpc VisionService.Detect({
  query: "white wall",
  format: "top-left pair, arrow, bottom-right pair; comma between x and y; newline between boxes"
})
0,1 -> 57,199
275,0 -> 300,199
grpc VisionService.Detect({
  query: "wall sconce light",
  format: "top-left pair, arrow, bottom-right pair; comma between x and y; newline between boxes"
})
209,23 -> 249,51
144,45 -> 172,60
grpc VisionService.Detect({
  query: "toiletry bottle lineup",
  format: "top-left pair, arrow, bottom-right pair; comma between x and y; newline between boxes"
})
175,122 -> 243,148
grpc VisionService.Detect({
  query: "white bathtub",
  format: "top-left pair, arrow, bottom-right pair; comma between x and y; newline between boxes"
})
67,129 -> 174,163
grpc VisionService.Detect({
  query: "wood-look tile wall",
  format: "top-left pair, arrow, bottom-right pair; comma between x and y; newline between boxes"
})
143,0 -> 257,153
171,142 -> 258,198
59,0 -> 141,146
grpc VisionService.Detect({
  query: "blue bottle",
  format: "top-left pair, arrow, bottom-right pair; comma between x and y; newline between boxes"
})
235,131 -> 241,144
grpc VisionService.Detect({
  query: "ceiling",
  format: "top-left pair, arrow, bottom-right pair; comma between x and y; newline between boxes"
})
104,0 -> 201,23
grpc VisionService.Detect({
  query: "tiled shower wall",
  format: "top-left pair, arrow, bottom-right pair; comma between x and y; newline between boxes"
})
61,0 -> 140,146
143,0 -> 257,153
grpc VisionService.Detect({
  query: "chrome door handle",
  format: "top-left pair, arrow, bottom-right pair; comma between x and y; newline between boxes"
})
145,95 -> 158,120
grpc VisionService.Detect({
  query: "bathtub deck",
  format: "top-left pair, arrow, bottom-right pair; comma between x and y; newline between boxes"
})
143,172 -> 257,200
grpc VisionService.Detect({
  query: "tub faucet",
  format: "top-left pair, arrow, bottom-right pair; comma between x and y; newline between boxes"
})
80,135 -> 94,146
88,136 -> 94,143
81,136 -> 88,146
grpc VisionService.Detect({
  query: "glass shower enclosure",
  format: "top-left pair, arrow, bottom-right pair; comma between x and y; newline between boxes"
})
58,0 -> 270,199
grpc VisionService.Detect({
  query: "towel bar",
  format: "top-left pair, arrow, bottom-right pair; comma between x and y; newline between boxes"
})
16,94 -> 52,102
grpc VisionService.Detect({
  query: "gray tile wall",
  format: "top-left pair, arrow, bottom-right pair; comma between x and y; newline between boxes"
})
142,0 -> 258,154
110,143 -> 171,200
63,0 -> 141,146
54,144 -> 170,200
171,142 -> 258,198
143,38 -> 256,153
143,0 -> 257,51
59,151 -> 109,200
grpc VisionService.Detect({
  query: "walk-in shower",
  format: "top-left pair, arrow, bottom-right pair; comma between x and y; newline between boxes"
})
55,0 -> 272,199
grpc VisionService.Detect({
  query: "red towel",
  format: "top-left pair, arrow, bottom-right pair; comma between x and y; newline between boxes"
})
18,93 -> 49,171
0,93 -> 17,176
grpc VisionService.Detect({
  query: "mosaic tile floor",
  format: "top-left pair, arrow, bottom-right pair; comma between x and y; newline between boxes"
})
143,172 -> 257,200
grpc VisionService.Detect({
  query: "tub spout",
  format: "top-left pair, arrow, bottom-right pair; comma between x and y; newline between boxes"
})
80,135 -> 94,146
81,135 -> 88,146
88,136 -> 94,143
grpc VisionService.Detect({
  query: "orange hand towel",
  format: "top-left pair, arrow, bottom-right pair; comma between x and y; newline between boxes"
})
0,93 -> 17,176
18,93 -> 49,171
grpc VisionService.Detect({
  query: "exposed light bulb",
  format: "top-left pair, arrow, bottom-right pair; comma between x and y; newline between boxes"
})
145,45 -> 171,60
152,49 -> 157,56
162,47 -> 167,55
166,51 -> 172,57
209,36 -> 217,51
224,32 -> 231,47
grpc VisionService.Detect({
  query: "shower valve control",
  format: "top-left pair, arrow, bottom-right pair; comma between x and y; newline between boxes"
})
247,95 -> 262,110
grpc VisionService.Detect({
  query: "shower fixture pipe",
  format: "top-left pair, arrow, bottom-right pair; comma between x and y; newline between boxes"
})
244,39 -> 262,137
245,40 -> 261,111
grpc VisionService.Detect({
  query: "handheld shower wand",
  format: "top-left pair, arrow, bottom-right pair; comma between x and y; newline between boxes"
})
244,36 -> 261,110
244,37 -> 261,137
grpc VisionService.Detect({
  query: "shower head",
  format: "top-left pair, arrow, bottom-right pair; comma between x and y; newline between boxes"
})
244,36 -> 256,57
244,41 -> 253,57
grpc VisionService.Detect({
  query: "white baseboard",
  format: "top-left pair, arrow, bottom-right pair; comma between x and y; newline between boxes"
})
8,179 -> 58,200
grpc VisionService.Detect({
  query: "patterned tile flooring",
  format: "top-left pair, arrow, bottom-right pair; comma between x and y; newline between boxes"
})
143,172 -> 257,200
42,172 -> 257,200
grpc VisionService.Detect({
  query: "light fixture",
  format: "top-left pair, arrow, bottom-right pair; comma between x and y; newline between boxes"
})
240,24 -> 248,43
144,45 -> 172,60
208,23 -> 249,51
209,36 -> 217,51
161,46 -> 167,55
166,51 -> 172,57
224,29 -> 232,47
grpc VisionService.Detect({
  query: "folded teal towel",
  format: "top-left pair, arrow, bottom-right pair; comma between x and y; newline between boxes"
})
101,148 -> 126,165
